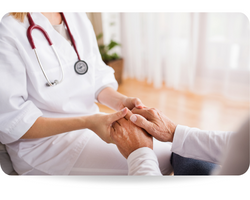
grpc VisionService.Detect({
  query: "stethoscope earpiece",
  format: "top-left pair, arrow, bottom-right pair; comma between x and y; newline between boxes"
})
46,80 -> 59,87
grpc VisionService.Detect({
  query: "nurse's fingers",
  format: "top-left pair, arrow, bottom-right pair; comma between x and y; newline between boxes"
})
113,117 -> 127,127
124,109 -> 133,121
111,121 -> 121,131
132,98 -> 145,109
116,117 -> 128,125
107,107 -> 128,124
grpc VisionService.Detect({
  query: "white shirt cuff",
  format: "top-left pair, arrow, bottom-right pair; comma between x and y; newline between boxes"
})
127,147 -> 162,176
171,125 -> 188,155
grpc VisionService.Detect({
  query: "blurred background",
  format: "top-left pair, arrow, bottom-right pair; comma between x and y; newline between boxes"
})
87,12 -> 250,131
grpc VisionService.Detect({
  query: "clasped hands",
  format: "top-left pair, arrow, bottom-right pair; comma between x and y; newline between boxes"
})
110,107 -> 177,158
89,97 -> 176,159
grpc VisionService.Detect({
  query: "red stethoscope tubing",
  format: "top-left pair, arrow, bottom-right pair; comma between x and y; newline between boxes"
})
26,12 -> 81,61
27,12 -> 52,48
61,13 -> 81,61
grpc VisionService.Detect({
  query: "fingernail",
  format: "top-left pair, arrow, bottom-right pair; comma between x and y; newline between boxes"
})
130,115 -> 137,122
121,107 -> 127,113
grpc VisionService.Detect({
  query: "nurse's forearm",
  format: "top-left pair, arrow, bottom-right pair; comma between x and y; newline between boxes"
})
21,116 -> 90,139
97,87 -> 127,111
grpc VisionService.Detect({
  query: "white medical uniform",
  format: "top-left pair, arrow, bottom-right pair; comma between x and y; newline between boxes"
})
0,13 -> 173,175
127,119 -> 249,175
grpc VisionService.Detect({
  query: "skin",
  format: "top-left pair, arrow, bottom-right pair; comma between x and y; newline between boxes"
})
110,107 -> 177,159
130,107 -> 177,142
110,110 -> 153,159
21,13 -> 145,143
24,107 -> 128,144
97,87 -> 144,111
22,88 -> 144,143
41,12 -> 62,25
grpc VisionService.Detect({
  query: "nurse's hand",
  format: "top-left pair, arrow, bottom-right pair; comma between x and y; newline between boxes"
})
87,107 -> 129,143
121,97 -> 145,110
130,107 -> 177,142
96,87 -> 145,111
110,109 -> 153,159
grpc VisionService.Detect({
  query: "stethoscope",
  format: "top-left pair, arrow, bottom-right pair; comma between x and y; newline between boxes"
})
27,12 -> 88,87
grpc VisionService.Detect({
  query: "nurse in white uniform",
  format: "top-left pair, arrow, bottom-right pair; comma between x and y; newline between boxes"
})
0,12 -> 173,175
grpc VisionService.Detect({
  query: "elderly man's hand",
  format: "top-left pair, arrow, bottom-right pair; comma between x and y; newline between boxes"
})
130,107 -> 177,142
110,110 -> 153,159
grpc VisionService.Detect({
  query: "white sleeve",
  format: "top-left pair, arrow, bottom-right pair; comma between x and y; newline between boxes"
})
83,14 -> 118,100
127,147 -> 162,176
0,36 -> 43,144
171,125 -> 232,164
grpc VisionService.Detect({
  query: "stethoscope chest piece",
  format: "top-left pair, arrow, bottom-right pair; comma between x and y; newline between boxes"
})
74,60 -> 88,75
26,13 -> 89,86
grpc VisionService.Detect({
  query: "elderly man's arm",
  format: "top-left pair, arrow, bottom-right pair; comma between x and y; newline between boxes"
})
130,107 -> 232,164
127,147 -> 162,175
110,110 -> 162,175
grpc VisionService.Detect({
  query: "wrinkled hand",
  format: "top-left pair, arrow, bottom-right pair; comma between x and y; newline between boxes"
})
130,107 -> 177,142
120,97 -> 145,110
110,110 -> 153,159
88,108 -> 128,143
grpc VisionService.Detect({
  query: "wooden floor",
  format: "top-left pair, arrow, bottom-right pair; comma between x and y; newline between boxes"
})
97,78 -> 249,131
